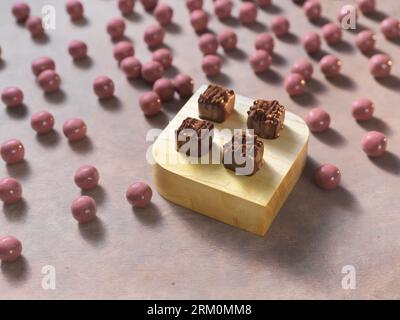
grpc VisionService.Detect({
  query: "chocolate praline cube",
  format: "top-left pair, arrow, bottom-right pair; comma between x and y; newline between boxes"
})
223,130 -> 264,176
198,84 -> 235,123
176,117 -> 214,157
247,99 -> 285,139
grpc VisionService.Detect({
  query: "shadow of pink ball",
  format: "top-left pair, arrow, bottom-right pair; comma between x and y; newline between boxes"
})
0,177 -> 22,204
71,196 -> 97,224
314,164 -> 341,190
0,236 -> 22,262
1,139 -> 25,164
126,182 -> 153,208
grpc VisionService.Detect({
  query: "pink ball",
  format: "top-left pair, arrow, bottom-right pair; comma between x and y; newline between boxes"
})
152,48 -> 173,69
173,74 -> 194,98
305,107 -> 330,133
351,98 -> 374,121
271,16 -> 290,37
0,236 -> 22,262
337,5 -> 358,23
139,91 -> 161,116
1,87 -> 24,108
256,0 -> 272,7
31,110 -> 55,134
1,139 -> 25,164
153,78 -> 175,102
106,18 -> 126,40
355,30 -> 376,53
12,2 -> 30,23
141,0 -> 158,11
380,17 -> 400,40
38,70 -> 61,93
218,29 -> 237,51
214,0 -> 233,21
199,33 -> 219,55
190,10 -> 208,32
357,0 -> 375,14
66,0 -> 84,20
126,182 -> 153,208
144,25 -> 165,48
68,40 -> 88,60
368,54 -> 392,78
0,178 -> 22,204
25,16 -> 45,37
186,0 -> 203,12
291,59 -> 313,81
71,196 -> 97,224
255,32 -> 274,53
118,0 -> 135,15
314,164 -> 341,190
74,165 -> 100,190
322,23 -> 342,45
141,61 -> 164,83
362,131 -> 387,157
63,118 -> 87,141
239,2 -> 258,25
113,41 -> 134,63
120,57 -> 142,79
320,54 -> 341,77
31,57 -> 55,77
154,3 -> 173,26
202,55 -> 222,77
249,50 -> 272,74
302,31 -> 321,53
93,76 -> 115,99
303,0 -> 321,21
284,73 -> 306,96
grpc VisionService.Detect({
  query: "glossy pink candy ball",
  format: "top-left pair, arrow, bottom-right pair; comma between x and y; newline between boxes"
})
320,55 -> 341,77
380,17 -> 400,40
362,131 -> 387,157
202,55 -> 222,77
74,165 -> 100,190
305,107 -> 330,133
120,57 -> 142,79
141,0 -> 158,11
154,3 -> 173,26
68,40 -> 88,60
357,0 -> 375,14
271,16 -> 290,37
255,33 -> 274,54
71,196 -> 97,224
199,33 -> 219,55
1,139 -> 25,164
368,54 -> 392,78
141,61 -> 164,83
31,57 -> 55,77
113,41 -> 134,63
250,50 -> 272,74
314,164 -> 341,190
139,92 -> 161,116
355,30 -> 376,53
256,0 -> 272,7
351,98 -> 374,121
284,73 -> 306,96
186,0 -> 203,12
190,10 -> 208,32
12,2 -> 30,23
144,25 -> 165,48
0,178 -> 22,204
302,31 -> 321,53
173,74 -> 194,98
153,78 -> 175,102
1,87 -> 24,108
26,16 -> 45,37
152,48 -> 173,69
66,0 -> 84,20
218,29 -> 237,52
291,59 -> 313,81
106,18 -> 126,40
303,0 -> 321,21
322,23 -> 342,45
118,0 -> 135,15
0,236 -> 22,262
214,0 -> 233,21
63,118 -> 87,141
38,70 -> 61,93
239,2 -> 258,25
93,76 -> 115,99
126,182 -> 153,208
31,111 -> 55,134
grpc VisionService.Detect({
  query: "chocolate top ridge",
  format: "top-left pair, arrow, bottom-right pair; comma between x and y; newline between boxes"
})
198,84 -> 234,107
177,117 -> 214,138
247,99 -> 285,125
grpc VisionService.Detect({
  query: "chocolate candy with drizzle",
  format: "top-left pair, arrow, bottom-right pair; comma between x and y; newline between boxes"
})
198,84 -> 235,123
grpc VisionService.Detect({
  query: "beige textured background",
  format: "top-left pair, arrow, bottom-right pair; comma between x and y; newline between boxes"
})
0,0 -> 399,299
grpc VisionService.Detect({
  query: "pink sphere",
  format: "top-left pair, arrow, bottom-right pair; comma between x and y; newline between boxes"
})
31,110 -> 55,134
320,55 -> 341,77
31,57 -> 55,77
120,57 -> 142,79
118,0 -> 135,15
106,18 -> 126,40
368,54 -> 392,78
141,0 -> 158,11
357,0 -> 375,14
190,10 -> 208,32
380,17 -> 400,40
1,139 -> 25,164
152,48 -> 173,69
255,33 -> 274,53
173,74 -> 194,98
12,2 -> 30,23
362,131 -> 387,157
154,3 -> 173,26
66,0 -> 84,20
0,178 -> 22,205
68,40 -> 88,60
249,50 -> 272,74
74,165 -> 100,190
303,0 -> 321,21
141,61 -> 164,83
1,87 -> 24,108
302,31 -> 321,53
25,16 -> 45,37
126,182 -> 153,208
139,91 -> 161,116
113,41 -> 134,63
63,118 -> 87,141
199,33 -> 219,55
38,70 -> 61,93
186,0 -> 203,12
218,29 -> 237,51
144,25 -> 165,48
256,0 -> 272,7
284,73 -> 306,96
322,23 -> 342,45
93,76 -> 115,99
351,98 -> 374,121
0,236 -> 22,262
202,55 -> 222,77
271,16 -> 290,37
71,196 -> 97,224
239,2 -> 258,25
214,0 -> 233,21
291,59 -> 313,81
355,30 -> 376,53
153,78 -> 175,102
314,164 -> 341,190
305,107 -> 330,133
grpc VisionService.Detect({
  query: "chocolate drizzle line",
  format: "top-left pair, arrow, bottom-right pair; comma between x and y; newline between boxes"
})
198,85 -> 234,107
247,99 -> 285,126
177,117 -> 214,138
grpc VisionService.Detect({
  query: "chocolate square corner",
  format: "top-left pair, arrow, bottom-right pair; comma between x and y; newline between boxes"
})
198,84 -> 235,123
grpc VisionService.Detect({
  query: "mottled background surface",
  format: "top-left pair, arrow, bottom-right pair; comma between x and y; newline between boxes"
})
0,0 -> 399,299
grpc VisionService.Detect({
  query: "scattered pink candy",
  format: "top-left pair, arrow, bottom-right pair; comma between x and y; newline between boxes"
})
139,91 -> 161,116
126,182 -> 153,208
239,2 -> 258,25
214,0 -> 233,21
144,25 -> 165,48
31,57 -> 55,77
305,107 -> 331,133
351,98 -> 374,121
0,236 -> 22,262
320,55 -> 341,77
271,16 -> 290,37
218,29 -> 237,52
355,30 -> 376,53
380,17 -> 400,40
26,16 -> 45,37
66,0 -> 84,20
0,178 -> 22,204
63,118 -> 87,141
190,10 -> 208,32
141,0 -> 158,11
120,57 -> 142,79
74,165 -> 100,190
31,111 -> 55,134
154,3 -> 173,26
357,0 -> 375,14
314,164 -> 341,190
303,0 -> 321,21
118,0 -> 135,15
250,50 -> 272,74
255,33 -> 274,54
362,131 -> 387,157
141,61 -> 164,83
38,70 -> 61,93
199,33 -> 219,55
106,18 -> 126,40
173,74 -> 194,98
152,48 -> 173,69
291,59 -> 313,81
71,196 -> 97,224
256,0 -> 272,7
202,55 -> 222,77
186,0 -> 203,12
368,54 -> 392,78
12,2 -> 30,23
93,76 -> 115,99
153,78 -> 175,102
284,73 -> 306,96
113,41 -> 134,63
322,23 -> 342,45
1,87 -> 24,108
1,139 -> 25,164
302,31 -> 321,53
68,40 -> 88,60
